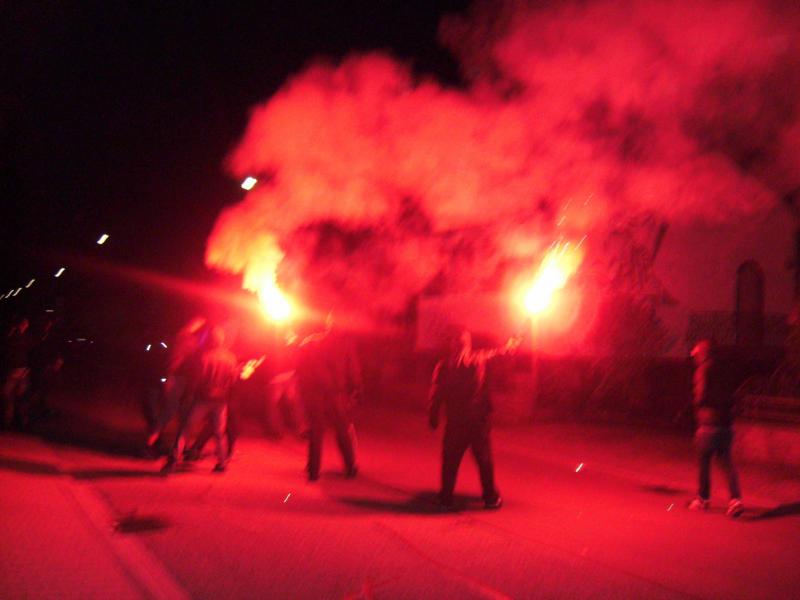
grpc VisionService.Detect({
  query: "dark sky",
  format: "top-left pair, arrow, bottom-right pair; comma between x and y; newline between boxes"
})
1,1 -> 469,292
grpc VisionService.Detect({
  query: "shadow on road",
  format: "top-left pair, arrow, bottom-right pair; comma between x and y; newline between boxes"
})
0,455 -> 61,476
745,501 -> 800,521
336,491 -> 486,515
33,411 -> 148,459
640,484 -> 687,496
70,468 -> 164,481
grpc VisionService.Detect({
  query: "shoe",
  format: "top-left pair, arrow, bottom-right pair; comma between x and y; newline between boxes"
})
183,448 -> 201,462
484,496 -> 503,510
688,497 -> 710,511
344,465 -> 359,479
727,498 -> 744,518
212,461 -> 228,473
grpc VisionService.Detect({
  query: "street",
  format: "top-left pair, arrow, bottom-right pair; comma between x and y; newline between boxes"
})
2,394 -> 799,599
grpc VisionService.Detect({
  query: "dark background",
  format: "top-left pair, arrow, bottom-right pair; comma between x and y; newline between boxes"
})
1,1 -> 469,331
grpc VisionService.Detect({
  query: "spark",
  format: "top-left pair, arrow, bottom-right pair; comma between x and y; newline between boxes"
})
283,493 -> 292,503
667,503 -> 674,511
160,377 -> 167,383
241,176 -> 257,190
160,341 -> 168,348
12,288 -> 22,296
54,267 -> 66,278
96,233 -> 109,245
26,279 -> 35,288
145,344 -> 152,352
575,463 -> 584,473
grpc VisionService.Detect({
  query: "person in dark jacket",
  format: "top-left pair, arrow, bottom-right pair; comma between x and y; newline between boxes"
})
163,326 -> 238,474
295,314 -> 362,482
429,328 -> 520,511
688,339 -> 743,518
28,317 -> 64,420
146,316 -> 208,453
2,317 -> 34,430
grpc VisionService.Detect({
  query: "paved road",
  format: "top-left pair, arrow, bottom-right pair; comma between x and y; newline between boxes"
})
2,399 -> 799,599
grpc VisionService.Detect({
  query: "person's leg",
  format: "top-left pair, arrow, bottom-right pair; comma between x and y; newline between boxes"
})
226,399 -> 239,456
332,416 -> 358,476
694,428 -> 715,504
212,404 -> 229,469
284,375 -> 307,436
188,415 -> 214,458
716,429 -> 741,500
470,420 -> 500,506
167,401 -> 205,467
440,424 -> 469,507
264,382 -> 282,437
305,401 -> 324,480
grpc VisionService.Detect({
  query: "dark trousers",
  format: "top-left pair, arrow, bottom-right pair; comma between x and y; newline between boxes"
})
440,418 -> 498,505
192,399 -> 238,455
172,401 -> 229,464
695,426 -> 741,500
305,395 -> 357,478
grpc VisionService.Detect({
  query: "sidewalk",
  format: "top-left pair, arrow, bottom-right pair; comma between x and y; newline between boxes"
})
0,433 -> 187,600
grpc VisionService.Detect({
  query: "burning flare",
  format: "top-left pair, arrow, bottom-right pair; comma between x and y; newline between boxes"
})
521,241 -> 584,316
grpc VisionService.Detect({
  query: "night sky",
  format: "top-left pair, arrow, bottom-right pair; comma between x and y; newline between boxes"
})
1,1 -> 468,289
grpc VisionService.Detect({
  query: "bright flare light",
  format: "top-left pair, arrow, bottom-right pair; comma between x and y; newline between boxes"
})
521,241 -> 584,316
241,176 -> 257,190
258,282 -> 293,322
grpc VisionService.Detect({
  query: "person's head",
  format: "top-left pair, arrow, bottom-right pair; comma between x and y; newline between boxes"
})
208,326 -> 226,349
691,339 -> 715,366
444,326 -> 471,357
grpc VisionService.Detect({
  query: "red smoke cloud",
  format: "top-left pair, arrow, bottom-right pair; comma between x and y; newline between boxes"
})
206,0 -> 800,330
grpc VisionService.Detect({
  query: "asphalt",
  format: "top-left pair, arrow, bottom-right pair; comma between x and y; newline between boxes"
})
1,388 -> 799,599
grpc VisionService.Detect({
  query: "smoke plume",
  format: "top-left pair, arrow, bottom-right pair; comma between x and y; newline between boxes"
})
206,0 -> 800,327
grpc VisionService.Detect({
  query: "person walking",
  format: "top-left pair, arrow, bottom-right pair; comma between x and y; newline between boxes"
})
429,328 -> 520,511
162,326 -> 238,474
688,339 -> 744,518
295,314 -> 362,482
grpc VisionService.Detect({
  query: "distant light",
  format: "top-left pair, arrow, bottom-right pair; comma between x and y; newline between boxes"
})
241,176 -> 257,190
45,309 -> 55,313
160,377 -> 167,383
26,279 -> 35,288
76,338 -> 86,342
96,233 -> 109,245
12,288 -> 22,296
575,463 -> 584,473
55,267 -> 66,278
145,344 -> 152,352
160,341 -> 168,348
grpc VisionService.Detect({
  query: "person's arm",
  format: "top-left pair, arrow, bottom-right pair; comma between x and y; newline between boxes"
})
428,361 -> 444,430
469,335 -> 522,364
